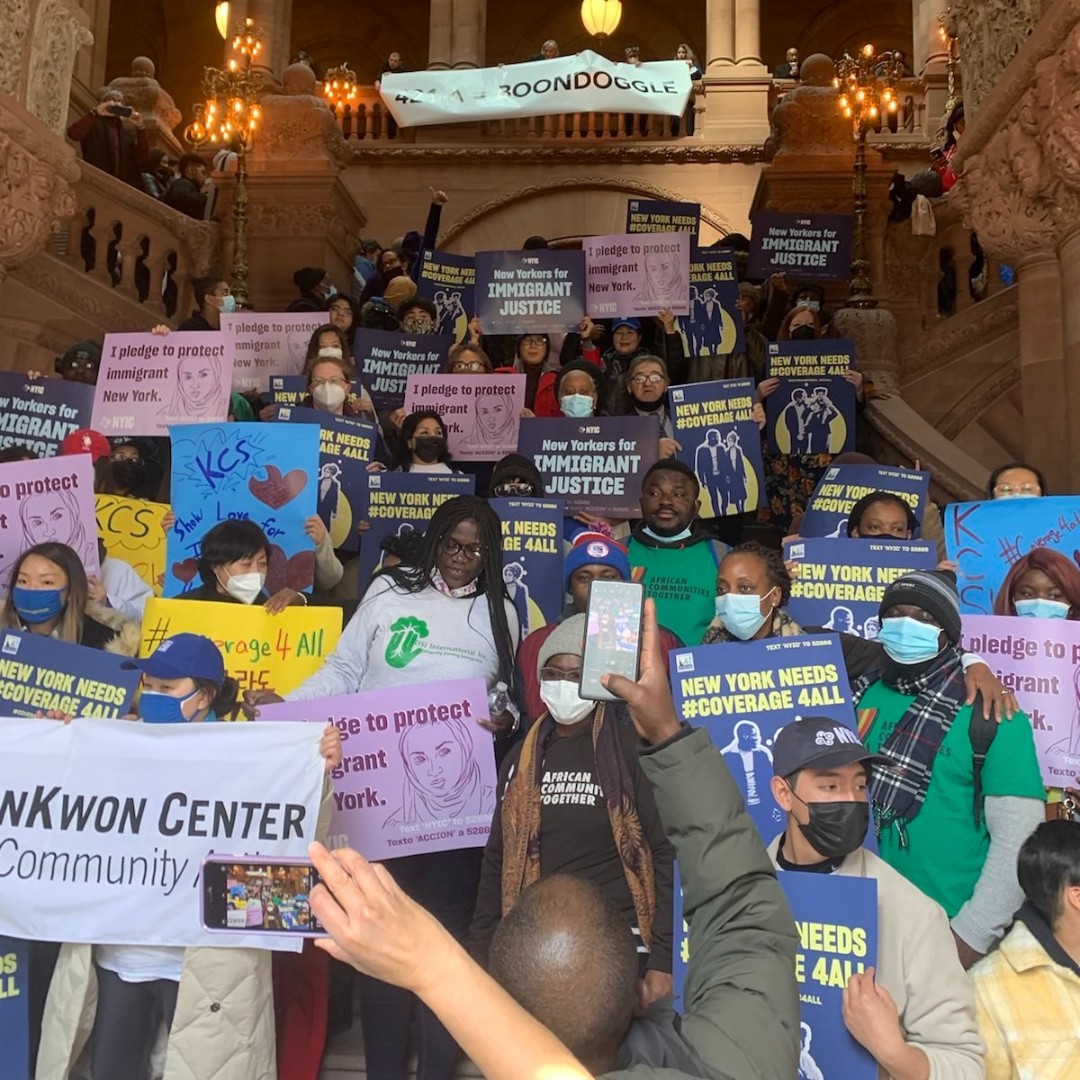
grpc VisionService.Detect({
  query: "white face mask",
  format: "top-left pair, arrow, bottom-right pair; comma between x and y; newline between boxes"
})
313,382 -> 347,410
539,678 -> 594,726
221,570 -> 265,605
317,346 -> 344,360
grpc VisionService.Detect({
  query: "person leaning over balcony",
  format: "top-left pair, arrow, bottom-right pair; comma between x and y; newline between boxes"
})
375,51 -> 408,138
529,39 -> 560,61
67,87 -> 149,188
162,153 -> 209,219
670,44 -> 703,137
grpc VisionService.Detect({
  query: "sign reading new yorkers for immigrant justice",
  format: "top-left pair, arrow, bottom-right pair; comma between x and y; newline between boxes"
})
380,50 -> 692,126
748,212 -> 853,281
474,250 -> 586,334
0,373 -> 94,459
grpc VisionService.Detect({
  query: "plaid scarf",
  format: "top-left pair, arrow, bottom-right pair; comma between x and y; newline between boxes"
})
853,645 -> 968,844
500,704 -> 656,948
702,606 -> 804,644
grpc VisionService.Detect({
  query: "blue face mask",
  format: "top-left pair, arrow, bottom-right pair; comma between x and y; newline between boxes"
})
1014,597 -> 1070,620
140,689 -> 202,725
714,590 -> 775,641
12,586 -> 66,625
560,393 -> 595,418
878,616 -> 944,665
218,294 -> 237,314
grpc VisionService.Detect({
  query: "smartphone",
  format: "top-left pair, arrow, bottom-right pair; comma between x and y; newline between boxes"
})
201,856 -> 326,937
108,103 -> 133,117
580,580 -> 644,701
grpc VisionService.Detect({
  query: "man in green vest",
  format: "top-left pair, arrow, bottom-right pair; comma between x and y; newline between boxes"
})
628,460 -> 729,646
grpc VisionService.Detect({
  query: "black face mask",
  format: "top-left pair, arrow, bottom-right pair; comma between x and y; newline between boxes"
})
793,794 -> 869,859
111,458 -> 152,496
790,324 -> 817,341
413,435 -> 446,463
633,394 -> 666,413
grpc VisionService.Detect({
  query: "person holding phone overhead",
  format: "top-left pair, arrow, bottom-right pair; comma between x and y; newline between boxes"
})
469,613 -> 675,1016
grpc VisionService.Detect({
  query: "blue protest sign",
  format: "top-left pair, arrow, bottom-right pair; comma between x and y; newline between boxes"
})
780,873 -> 878,1080
0,373 -> 94,459
765,340 -> 855,455
677,249 -> 744,357
800,465 -> 930,541
786,538 -> 938,638
356,471 -> 476,591
626,199 -> 701,235
165,422 -> 319,597
945,496 -> 1080,615
491,497 -> 565,637
748,212 -> 853,281
353,328 -> 453,413
276,406 -> 377,552
474,249 -> 586,335
0,629 -> 140,717
517,416 -> 659,518
670,379 -> 764,517
417,249 -> 475,340
0,936 -> 29,1080
670,635 -> 855,843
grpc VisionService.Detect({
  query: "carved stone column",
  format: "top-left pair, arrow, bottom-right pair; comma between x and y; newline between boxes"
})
734,0 -> 762,64
953,0 -> 1040,116
451,0 -> 487,69
702,0 -> 769,142
429,0 -> 453,70
226,0 -> 293,81
705,0 -> 735,71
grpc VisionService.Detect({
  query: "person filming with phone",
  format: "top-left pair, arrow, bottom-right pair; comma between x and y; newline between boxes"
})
67,87 -> 149,189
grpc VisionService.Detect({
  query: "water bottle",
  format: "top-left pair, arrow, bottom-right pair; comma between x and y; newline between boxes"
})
488,681 -> 509,716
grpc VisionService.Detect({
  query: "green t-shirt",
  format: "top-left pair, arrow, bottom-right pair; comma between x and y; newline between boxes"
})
858,681 -> 1045,917
628,537 -> 720,647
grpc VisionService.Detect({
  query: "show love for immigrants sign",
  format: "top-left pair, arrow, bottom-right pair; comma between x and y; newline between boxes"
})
353,327 -> 453,413
670,635 -> 855,844
625,199 -> 701,235
356,472 -> 476,589
92,332 -> 232,438
259,678 -> 496,861
748,212 -> 853,281
220,311 -> 328,392
404,373 -> 526,462
944,495 -> 1080,615
276,406 -> 376,551
677,249 -> 743,358
0,373 -> 94,459
380,50 -> 691,126
583,232 -> 691,319
0,935 -> 29,1080
800,464 -> 930,540
166,422 -> 319,597
0,630 -> 140,718
474,250 -> 585,335
765,340 -> 855,455
95,494 -> 169,595
0,453 -> 99,599
960,614 -> 1080,786
670,379 -> 764,518
140,598 -> 342,696
517,416 -> 659,518
491,497 -> 564,637
417,249 -> 475,340
0,718 -> 322,949
786,538 -> 938,639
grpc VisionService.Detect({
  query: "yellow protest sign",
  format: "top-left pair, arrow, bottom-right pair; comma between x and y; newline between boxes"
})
95,495 -> 169,595
139,598 -> 342,696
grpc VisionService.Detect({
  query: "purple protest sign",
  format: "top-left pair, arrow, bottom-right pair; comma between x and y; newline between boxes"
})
258,678 -> 497,859
93,332 -> 232,437
0,453 -> 100,598
0,373 -> 94,459
404,374 -> 526,461
583,232 -> 690,318
474,250 -> 586,334
221,311 -> 328,392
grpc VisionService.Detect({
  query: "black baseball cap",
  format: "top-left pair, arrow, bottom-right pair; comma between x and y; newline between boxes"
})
772,716 -> 894,778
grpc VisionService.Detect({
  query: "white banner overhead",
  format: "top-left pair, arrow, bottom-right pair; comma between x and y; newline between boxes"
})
0,717 -> 324,949
380,50 -> 693,127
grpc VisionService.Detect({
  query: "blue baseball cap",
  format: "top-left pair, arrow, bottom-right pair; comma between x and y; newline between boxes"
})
123,633 -> 226,687
613,317 -> 642,333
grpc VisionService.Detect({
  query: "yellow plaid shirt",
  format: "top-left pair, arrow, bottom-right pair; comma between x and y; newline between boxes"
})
973,921 -> 1080,1079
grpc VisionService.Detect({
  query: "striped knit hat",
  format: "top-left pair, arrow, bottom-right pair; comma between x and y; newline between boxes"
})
880,570 -> 961,644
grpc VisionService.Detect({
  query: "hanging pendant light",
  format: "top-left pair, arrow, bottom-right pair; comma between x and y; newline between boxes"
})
581,0 -> 623,40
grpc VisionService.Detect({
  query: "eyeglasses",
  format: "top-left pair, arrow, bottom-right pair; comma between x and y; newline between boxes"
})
993,483 -> 1041,496
310,377 -> 348,388
520,336 -> 546,347
441,538 -> 483,559
630,373 -> 666,386
540,667 -> 582,683
452,361 -> 487,373
493,481 -> 536,497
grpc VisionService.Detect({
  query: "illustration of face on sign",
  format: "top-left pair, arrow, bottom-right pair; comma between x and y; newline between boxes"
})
164,352 -> 225,420
471,387 -> 517,446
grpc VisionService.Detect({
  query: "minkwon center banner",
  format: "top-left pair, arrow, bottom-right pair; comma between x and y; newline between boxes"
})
380,50 -> 692,126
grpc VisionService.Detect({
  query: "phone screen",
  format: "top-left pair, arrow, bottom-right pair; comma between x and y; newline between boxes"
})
201,859 -> 325,935
580,580 -> 644,701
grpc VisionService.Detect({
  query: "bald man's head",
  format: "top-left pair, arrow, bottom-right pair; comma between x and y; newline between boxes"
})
489,874 -> 638,1072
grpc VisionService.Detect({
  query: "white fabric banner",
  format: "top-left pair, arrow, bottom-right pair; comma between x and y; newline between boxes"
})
0,717 -> 324,949
380,50 -> 692,126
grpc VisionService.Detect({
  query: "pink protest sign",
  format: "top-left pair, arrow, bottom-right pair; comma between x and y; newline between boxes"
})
92,332 -> 232,437
259,678 -> 496,859
0,453 -> 100,598
583,232 -> 690,318
220,311 -> 329,392
403,374 -> 525,461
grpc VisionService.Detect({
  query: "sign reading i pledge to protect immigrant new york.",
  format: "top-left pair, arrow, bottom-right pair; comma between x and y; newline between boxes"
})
0,453 -> 100,599
474,250 -> 585,335
259,678 -> 496,861
765,340 -> 856,455
220,311 -> 330,392
417,249 -> 476,340
92,332 -> 233,437
800,464 -> 930,540
353,327 -> 453,413
583,232 -> 691,318
0,717 -> 322,950
0,372 -> 94,459
404,374 -> 526,462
